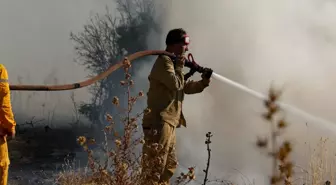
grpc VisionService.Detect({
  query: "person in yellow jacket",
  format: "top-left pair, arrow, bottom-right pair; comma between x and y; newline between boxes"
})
141,28 -> 212,185
0,64 -> 16,185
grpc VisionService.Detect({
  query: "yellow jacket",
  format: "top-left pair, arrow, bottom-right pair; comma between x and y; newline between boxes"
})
142,55 -> 209,128
0,64 -> 15,135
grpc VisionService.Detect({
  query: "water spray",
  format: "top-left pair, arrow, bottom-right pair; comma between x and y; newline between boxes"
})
184,53 -> 336,131
211,72 -> 336,131
9,50 -> 336,130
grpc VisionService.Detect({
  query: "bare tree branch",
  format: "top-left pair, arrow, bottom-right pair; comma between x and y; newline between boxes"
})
70,0 -> 158,125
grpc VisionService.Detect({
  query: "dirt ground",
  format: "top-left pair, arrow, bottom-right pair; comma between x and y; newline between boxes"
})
7,125 -> 97,185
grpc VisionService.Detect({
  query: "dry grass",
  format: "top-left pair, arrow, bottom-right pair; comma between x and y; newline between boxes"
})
308,138 -> 335,184
54,58 -> 336,185
297,137 -> 336,185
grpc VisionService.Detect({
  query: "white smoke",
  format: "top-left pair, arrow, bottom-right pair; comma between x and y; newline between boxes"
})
158,0 -> 336,184
1,0 -> 115,121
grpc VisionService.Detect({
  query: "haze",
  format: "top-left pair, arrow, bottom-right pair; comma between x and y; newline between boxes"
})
163,0 -> 336,184
0,0 -> 115,119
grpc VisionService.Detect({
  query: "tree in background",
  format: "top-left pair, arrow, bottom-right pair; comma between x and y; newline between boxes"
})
70,0 -> 160,127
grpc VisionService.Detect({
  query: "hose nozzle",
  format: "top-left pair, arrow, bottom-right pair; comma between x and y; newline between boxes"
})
184,59 -> 205,73
183,53 -> 213,80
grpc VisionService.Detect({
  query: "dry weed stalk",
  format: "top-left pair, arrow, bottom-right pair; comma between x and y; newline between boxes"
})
174,132 -> 213,185
80,57 -> 147,185
256,87 -> 294,185
203,132 -> 213,185
56,58 -> 141,184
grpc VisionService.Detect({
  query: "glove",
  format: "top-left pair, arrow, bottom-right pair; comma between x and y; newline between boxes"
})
201,68 -> 213,79
201,68 -> 213,87
184,68 -> 196,81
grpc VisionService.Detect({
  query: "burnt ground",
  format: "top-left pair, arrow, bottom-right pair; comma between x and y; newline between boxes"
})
6,124 -> 99,185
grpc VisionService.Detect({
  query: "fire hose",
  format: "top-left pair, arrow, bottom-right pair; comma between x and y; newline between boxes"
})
9,50 -> 207,91
10,50 -> 176,91
8,49 -> 336,131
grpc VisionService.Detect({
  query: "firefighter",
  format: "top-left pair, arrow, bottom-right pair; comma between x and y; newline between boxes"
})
141,28 -> 212,185
0,64 -> 16,185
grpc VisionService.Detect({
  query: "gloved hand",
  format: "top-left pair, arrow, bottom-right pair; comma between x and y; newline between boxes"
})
202,67 -> 213,79
201,68 -> 213,86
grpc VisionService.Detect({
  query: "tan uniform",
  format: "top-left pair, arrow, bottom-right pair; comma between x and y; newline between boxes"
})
0,64 -> 16,185
141,55 -> 209,185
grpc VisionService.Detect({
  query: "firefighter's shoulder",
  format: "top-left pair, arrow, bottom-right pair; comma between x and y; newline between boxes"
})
0,64 -> 7,72
157,54 -> 173,62
0,64 -> 8,71
0,64 -> 8,80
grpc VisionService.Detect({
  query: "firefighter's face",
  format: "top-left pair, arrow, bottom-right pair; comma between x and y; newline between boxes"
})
174,36 -> 190,56
174,42 -> 189,56
169,35 -> 190,56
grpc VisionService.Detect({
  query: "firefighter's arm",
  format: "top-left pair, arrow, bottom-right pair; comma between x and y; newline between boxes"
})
184,68 -> 212,94
0,65 -> 16,134
152,56 -> 184,91
183,79 -> 209,94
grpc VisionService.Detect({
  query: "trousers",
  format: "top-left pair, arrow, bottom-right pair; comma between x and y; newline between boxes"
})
141,122 -> 177,185
0,137 -> 9,185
